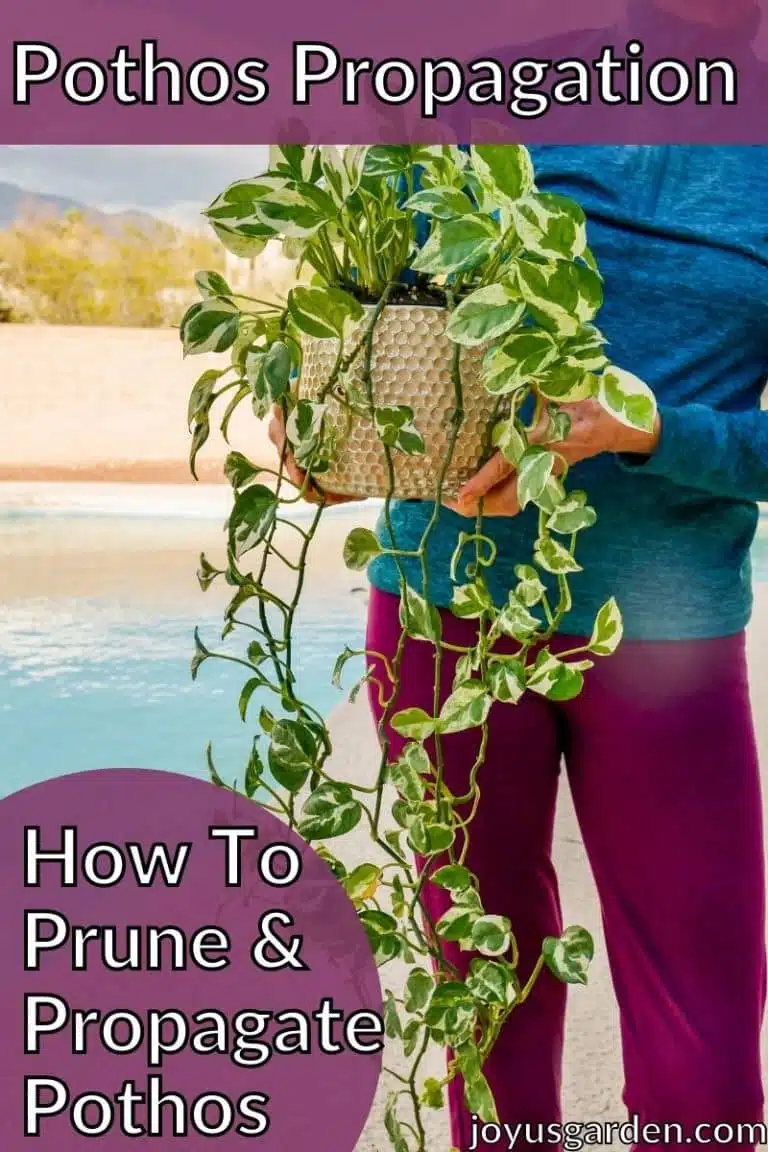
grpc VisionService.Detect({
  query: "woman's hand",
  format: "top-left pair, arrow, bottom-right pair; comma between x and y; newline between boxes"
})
444,397 -> 661,518
267,406 -> 362,506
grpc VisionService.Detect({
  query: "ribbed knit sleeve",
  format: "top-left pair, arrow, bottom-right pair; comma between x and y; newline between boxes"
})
618,402 -> 768,502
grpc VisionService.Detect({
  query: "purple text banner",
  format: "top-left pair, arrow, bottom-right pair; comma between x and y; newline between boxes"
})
3,0 -> 768,143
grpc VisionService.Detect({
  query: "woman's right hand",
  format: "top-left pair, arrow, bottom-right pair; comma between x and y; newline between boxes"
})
267,405 -> 363,506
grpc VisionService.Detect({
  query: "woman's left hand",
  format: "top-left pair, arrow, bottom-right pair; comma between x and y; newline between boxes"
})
444,397 -> 661,518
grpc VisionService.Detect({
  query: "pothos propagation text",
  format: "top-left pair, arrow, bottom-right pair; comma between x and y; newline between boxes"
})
12,40 -> 738,117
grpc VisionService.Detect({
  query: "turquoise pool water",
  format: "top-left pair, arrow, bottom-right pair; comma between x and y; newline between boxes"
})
0,507 -> 370,798
0,596 -> 367,798
2,507 -> 768,801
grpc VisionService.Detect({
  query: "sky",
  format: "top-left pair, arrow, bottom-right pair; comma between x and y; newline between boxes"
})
0,146 -> 270,227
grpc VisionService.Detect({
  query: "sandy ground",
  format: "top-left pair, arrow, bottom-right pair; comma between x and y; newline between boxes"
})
0,325 -> 274,483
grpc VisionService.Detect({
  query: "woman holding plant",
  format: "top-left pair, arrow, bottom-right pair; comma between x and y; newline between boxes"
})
268,144 -> 768,1151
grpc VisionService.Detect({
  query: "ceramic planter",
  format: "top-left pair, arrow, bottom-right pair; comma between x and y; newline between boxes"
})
298,303 -> 499,500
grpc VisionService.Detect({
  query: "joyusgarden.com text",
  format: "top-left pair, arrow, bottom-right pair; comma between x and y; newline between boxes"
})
12,40 -> 739,118
21,826 -> 385,1139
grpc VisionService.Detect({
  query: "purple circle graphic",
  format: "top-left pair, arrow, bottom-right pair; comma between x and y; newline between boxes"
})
0,769 -> 383,1147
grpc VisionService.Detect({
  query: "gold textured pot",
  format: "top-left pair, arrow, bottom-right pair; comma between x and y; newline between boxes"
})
298,303 -> 497,500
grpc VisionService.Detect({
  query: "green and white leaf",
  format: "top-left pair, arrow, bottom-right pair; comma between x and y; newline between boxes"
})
268,144 -> 320,182
252,176 -> 336,238
491,415 -> 528,464
527,650 -> 585,702
445,284 -> 524,347
404,967 -> 433,1013
542,925 -> 595,985
195,269 -> 231,298
391,708 -> 436,742
363,145 -> 413,177
407,816 -> 456,856
288,285 -> 363,339
268,718 -> 319,792
298,781 -> 363,840
435,903 -> 476,945
450,580 -> 493,619
432,864 -> 474,894
487,656 -> 526,704
374,404 -> 425,455
262,340 -> 292,398
373,215 -> 409,255
497,596 -> 541,640
187,367 -> 226,426
382,990 -> 402,1040
343,863 -> 382,903
471,914 -> 512,957
342,526 -> 381,570
513,259 -> 602,337
471,144 -> 535,207
402,184 -> 475,220
411,216 -> 499,276
514,564 -> 546,606
401,741 -> 432,777
588,597 -> 624,655
512,192 -> 587,260
437,681 -> 492,735
204,176 -> 282,242
320,145 -> 369,204
535,363 -> 596,403
546,491 -> 597,535
225,448 -> 261,492
466,958 -> 517,1007
210,222 -> 271,259
536,474 -> 568,515
561,324 -> 609,372
534,535 -> 583,575
483,329 -> 559,394
517,445 -> 557,509
425,982 -> 476,1045
228,484 -> 278,558
400,584 -> 441,643
412,143 -> 469,179
285,399 -> 326,459
180,298 -> 240,356
388,751 -> 426,805
597,366 -> 658,433
457,1044 -> 498,1123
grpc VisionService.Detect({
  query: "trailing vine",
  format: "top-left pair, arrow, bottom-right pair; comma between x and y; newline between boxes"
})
182,143 -> 657,1150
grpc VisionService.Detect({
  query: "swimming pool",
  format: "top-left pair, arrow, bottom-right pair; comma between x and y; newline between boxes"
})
0,497 -> 373,798
2,494 -> 768,800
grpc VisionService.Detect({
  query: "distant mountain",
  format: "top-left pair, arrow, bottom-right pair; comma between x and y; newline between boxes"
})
0,182 -> 160,233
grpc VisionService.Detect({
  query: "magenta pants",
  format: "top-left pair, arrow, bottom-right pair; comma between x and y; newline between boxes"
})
365,587 -> 766,1151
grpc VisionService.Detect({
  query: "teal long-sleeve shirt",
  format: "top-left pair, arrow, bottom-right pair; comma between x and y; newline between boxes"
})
367,146 -> 768,641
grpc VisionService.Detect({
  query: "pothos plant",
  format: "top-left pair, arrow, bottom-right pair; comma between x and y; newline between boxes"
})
183,143 -> 657,1151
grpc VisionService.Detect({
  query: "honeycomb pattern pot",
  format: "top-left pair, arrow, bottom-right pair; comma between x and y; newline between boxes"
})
298,304 -> 498,500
